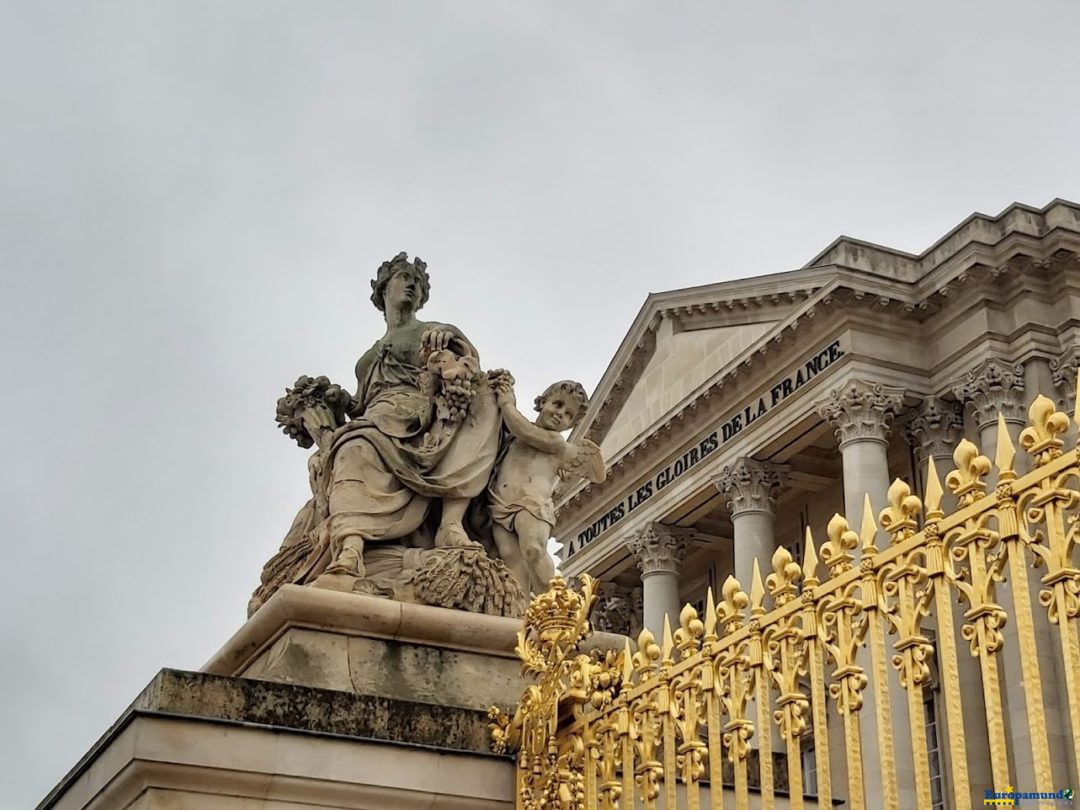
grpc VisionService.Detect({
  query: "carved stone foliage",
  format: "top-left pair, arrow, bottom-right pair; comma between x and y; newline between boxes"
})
952,357 -> 1026,429
1051,344 -> 1080,409
627,523 -> 696,576
818,379 -> 905,447
590,581 -> 642,638
713,457 -> 788,517
906,397 -> 964,462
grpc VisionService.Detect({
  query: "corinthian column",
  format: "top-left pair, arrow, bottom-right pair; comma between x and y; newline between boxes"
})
818,379 -> 914,808
954,358 -> 1073,789
712,458 -> 787,592
628,523 -> 694,637
908,395 -> 993,807
818,379 -> 904,530
907,397 -> 964,501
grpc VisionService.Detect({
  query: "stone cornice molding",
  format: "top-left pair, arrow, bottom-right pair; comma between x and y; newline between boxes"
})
818,379 -> 905,449
627,523 -> 696,577
906,397 -> 964,462
712,458 -> 788,517
576,199 -> 1080,449
952,357 -> 1026,430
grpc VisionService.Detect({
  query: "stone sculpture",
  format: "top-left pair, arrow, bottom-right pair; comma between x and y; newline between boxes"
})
249,252 -> 606,618
487,374 -> 605,593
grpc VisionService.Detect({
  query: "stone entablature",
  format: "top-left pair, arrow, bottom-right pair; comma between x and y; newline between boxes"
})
559,333 -> 852,565
576,199 -> 1080,458
556,199 -> 1080,579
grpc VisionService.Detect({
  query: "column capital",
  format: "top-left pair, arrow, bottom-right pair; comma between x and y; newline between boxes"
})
952,357 -> 1026,430
1051,345 -> 1080,409
712,457 -> 788,517
818,379 -> 905,448
906,397 -> 964,463
628,523 -> 695,577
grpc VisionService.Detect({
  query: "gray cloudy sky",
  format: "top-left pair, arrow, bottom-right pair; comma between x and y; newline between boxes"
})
2,2 -> 1079,806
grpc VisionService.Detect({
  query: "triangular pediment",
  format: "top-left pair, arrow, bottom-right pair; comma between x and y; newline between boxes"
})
597,319 -> 777,457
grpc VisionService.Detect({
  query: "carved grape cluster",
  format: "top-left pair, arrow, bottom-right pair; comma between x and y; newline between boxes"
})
275,374 -> 351,448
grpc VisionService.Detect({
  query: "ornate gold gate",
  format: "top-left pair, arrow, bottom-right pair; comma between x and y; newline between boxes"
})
491,388 -> 1080,810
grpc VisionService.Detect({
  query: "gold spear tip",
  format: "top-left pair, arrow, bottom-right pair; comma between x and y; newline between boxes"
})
802,526 -> 819,581
925,455 -> 943,516
995,412 -> 1016,474
750,558 -> 765,610
860,493 -> 878,549
704,587 -> 717,638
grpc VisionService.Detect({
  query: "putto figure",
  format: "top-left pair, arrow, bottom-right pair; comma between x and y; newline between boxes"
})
487,374 -> 606,593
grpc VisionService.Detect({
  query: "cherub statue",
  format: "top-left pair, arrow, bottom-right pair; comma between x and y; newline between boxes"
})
487,373 -> 606,593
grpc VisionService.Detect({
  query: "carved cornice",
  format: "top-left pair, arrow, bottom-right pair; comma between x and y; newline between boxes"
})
906,397 -> 964,462
818,379 -> 905,448
627,523 -> 696,577
952,357 -> 1026,430
712,458 -> 788,517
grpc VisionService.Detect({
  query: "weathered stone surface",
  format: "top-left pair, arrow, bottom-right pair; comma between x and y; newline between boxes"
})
139,668 -> 498,753
39,668 -> 516,809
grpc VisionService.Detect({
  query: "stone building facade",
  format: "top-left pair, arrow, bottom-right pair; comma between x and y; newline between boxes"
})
555,198 -> 1080,808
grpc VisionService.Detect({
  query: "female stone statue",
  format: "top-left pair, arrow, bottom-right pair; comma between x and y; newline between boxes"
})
318,252 -> 502,583
249,252 -> 509,613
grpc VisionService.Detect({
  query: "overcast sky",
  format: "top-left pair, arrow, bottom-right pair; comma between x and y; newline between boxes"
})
2,2 -> 1079,806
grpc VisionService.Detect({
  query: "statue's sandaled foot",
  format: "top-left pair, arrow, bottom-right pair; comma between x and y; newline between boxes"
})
434,523 -> 482,550
313,547 -> 365,591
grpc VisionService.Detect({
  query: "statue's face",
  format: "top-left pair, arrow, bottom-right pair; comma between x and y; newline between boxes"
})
537,392 -> 579,432
383,267 -> 423,314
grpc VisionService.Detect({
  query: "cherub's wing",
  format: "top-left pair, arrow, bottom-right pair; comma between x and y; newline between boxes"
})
560,438 -> 607,484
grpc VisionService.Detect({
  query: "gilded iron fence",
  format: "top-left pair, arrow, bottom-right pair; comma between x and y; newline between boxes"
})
490,388 -> 1080,810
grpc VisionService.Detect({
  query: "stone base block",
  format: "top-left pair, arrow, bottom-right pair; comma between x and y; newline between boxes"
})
39,669 -> 512,809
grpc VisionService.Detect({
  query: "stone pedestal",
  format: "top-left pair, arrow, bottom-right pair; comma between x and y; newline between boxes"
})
40,587 -> 628,809
203,584 -> 528,711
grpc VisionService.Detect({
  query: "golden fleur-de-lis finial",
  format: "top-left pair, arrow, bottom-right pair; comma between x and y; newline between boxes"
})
675,602 -> 705,654
946,438 -> 991,506
924,456 -> 944,521
1019,394 -> 1069,466
633,627 -> 662,677
878,478 -> 921,543
766,546 -> 802,605
821,513 -> 859,573
717,575 -> 749,633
